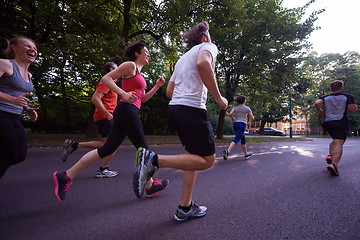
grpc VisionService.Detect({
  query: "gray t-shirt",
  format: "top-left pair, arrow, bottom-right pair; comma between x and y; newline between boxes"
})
232,105 -> 252,123
319,92 -> 355,122
0,60 -> 33,114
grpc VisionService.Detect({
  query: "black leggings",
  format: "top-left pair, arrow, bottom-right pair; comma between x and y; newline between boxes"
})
0,110 -> 28,179
97,102 -> 148,158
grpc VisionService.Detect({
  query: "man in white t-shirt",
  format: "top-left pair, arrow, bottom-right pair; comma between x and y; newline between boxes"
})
133,21 -> 228,222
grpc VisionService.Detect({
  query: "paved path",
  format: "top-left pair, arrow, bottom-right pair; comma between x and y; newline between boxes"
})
1,138 -> 359,240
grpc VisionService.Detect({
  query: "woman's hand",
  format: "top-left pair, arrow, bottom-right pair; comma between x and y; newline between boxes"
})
121,91 -> 137,103
25,107 -> 39,122
155,77 -> 165,88
13,93 -> 30,107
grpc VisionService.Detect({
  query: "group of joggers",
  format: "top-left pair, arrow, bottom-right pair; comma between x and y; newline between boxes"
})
0,21 -> 357,223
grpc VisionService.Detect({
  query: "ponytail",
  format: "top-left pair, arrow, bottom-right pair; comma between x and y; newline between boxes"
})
0,38 -> 9,59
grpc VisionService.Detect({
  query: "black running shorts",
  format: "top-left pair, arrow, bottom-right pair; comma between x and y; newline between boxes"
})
168,105 -> 215,156
323,119 -> 348,140
95,118 -> 113,138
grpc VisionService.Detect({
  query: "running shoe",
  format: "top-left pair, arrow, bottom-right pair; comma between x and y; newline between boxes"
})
53,171 -> 73,202
326,155 -> 333,164
245,153 -> 253,160
173,203 -> 207,223
95,169 -> 118,178
61,139 -> 77,162
146,178 -> 169,197
223,149 -> 229,161
327,163 -> 340,176
133,147 -> 158,199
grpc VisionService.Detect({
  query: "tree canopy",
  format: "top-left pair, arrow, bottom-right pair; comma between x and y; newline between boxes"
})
1,0 -> 333,136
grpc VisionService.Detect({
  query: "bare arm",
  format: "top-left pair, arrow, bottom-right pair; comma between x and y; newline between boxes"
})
196,50 -> 227,110
142,77 -> 165,103
101,61 -> 137,103
166,81 -> 174,99
91,91 -> 113,120
229,109 -> 236,122
347,103 -> 358,112
25,107 -> 38,122
248,111 -> 255,121
314,99 -> 325,116
0,59 -> 12,77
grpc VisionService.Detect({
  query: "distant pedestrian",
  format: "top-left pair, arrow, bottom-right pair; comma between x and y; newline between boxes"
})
314,80 -> 357,176
223,95 -> 254,161
61,62 -> 119,178
53,40 -> 169,201
132,21 -> 228,223
0,36 -> 38,179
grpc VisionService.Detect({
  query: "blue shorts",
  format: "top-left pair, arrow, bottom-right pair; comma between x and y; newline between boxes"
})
232,122 -> 246,145
168,105 -> 215,156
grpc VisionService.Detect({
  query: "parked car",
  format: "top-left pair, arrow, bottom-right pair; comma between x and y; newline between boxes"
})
245,130 -> 256,135
256,127 -> 287,136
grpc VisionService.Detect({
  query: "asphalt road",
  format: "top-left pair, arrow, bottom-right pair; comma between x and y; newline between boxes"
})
1,138 -> 359,240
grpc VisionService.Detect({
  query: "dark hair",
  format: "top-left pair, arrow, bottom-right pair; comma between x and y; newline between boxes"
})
125,40 -> 147,61
0,38 -> 9,59
330,80 -> 344,92
236,95 -> 246,104
5,36 -> 36,59
182,21 -> 210,48
104,62 -> 117,73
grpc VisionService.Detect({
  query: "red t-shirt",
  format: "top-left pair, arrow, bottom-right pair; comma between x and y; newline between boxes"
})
93,81 -> 118,122
120,71 -> 147,109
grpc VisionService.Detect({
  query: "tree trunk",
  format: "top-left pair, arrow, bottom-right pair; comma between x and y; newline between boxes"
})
259,120 -> 266,134
59,59 -> 71,131
216,109 -> 226,139
84,106 -> 98,138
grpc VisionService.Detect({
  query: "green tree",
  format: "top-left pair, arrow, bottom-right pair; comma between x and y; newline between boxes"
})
1,0 -> 327,136
202,0 -> 324,138
1,0 -> 226,134
301,51 -> 360,134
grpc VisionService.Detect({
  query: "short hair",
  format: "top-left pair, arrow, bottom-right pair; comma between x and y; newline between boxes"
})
125,40 -> 147,61
236,95 -> 246,104
6,36 -> 36,59
330,80 -> 344,92
182,21 -> 210,48
104,62 -> 117,73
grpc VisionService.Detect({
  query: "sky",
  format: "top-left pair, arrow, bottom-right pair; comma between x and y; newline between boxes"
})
282,0 -> 360,55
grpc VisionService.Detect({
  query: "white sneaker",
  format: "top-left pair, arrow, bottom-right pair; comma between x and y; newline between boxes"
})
95,169 -> 118,178
173,202 -> 207,223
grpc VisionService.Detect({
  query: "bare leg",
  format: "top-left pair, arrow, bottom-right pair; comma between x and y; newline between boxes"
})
158,154 -> 215,171
79,137 -> 115,169
99,153 -> 115,168
66,149 -> 101,179
145,178 -> 154,189
241,144 -> 247,155
67,149 -> 154,189
156,154 -> 214,206
329,139 -> 345,165
181,171 -> 198,206
227,142 -> 236,153
78,141 -> 104,149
